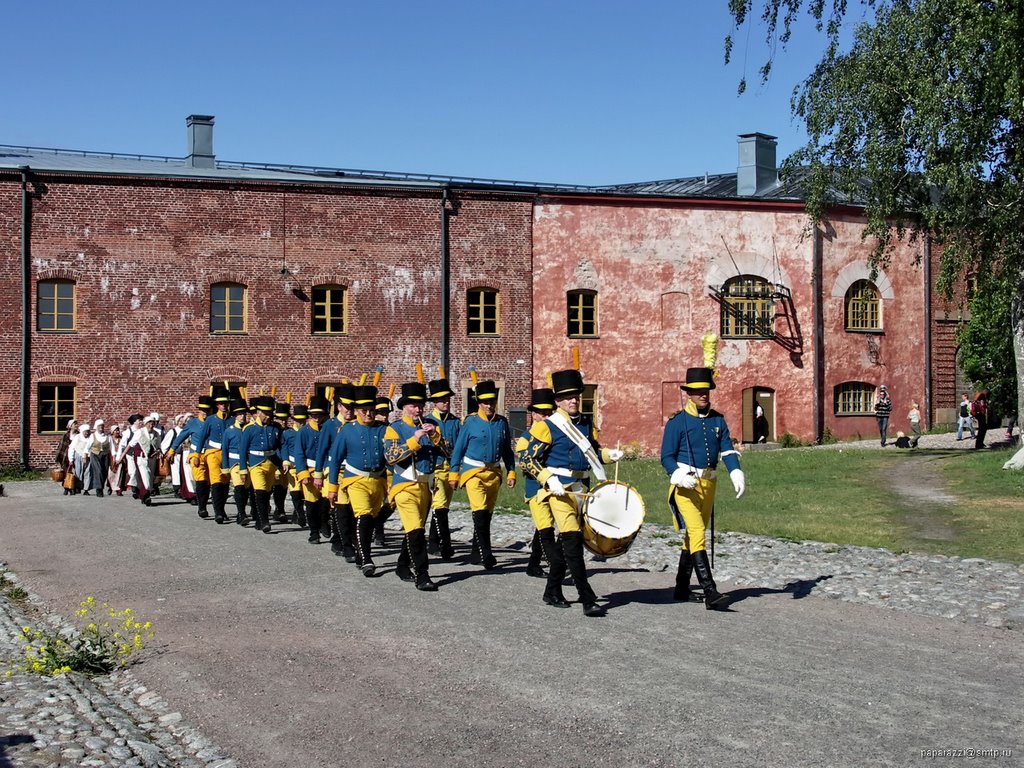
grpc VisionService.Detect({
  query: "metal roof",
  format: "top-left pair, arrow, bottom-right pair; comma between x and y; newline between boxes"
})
0,143 -> 827,204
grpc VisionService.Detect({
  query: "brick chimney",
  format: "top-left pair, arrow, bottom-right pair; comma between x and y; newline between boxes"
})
737,132 -> 778,196
186,115 -> 215,169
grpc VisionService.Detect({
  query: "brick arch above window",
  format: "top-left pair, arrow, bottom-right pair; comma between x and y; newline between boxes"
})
207,272 -> 250,289
37,364 -> 86,381
35,267 -> 80,282
831,263 -> 894,300
705,252 -> 792,296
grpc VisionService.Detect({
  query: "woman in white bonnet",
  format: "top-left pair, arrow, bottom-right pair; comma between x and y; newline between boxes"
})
69,423 -> 93,493
108,424 -> 127,496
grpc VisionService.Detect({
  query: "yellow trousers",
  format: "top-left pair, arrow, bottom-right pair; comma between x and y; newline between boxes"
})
392,482 -> 431,532
230,465 -> 251,489
432,469 -> 454,508
461,468 -> 501,510
536,489 -> 582,534
249,460 -> 277,492
669,478 -> 716,553
528,494 -> 554,530
301,479 -> 323,504
341,476 -> 386,518
199,449 -> 225,484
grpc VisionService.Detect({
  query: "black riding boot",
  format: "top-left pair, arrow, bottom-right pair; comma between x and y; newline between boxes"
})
248,487 -> 257,517
408,528 -> 437,591
674,550 -> 695,602
305,501 -> 321,544
196,480 -> 211,518
374,502 -> 391,546
329,504 -> 344,555
471,510 -> 497,569
526,529 -> 547,577
291,491 -> 306,528
233,485 -> 249,525
538,528 -> 570,607
320,501 -> 333,540
334,504 -> 356,562
692,550 -> 728,610
355,515 -> 376,576
395,534 -> 415,582
562,531 -> 604,616
272,485 -> 288,522
427,512 -> 441,555
433,508 -> 454,560
254,489 -> 272,533
211,482 -> 229,524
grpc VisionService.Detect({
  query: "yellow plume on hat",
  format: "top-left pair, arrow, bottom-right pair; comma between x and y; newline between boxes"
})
701,331 -> 719,375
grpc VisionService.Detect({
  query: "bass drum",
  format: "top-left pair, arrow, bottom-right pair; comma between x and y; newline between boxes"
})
581,481 -> 646,558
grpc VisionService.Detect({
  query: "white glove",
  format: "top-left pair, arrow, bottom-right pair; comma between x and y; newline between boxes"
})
606,448 -> 624,462
670,468 -> 698,489
730,469 -> 746,499
546,476 -> 567,496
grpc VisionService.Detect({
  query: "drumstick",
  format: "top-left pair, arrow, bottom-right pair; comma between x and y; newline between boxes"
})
614,440 -> 620,486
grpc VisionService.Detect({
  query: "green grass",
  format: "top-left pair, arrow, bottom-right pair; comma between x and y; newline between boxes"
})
494,446 -> 1024,563
0,464 -> 46,482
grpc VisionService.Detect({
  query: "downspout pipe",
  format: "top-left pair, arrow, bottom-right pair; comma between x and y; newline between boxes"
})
440,188 -> 451,377
19,167 -> 32,470
813,227 -> 824,442
923,235 -> 933,429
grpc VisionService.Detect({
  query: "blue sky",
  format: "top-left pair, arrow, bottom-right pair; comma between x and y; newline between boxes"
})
4,2 -> 843,186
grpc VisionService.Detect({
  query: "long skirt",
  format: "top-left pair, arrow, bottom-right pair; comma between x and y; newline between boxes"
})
87,453 -> 110,492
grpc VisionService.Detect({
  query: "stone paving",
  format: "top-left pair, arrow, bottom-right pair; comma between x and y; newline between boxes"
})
2,428 -> 1021,766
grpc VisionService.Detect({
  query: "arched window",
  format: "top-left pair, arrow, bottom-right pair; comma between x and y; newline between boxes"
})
721,275 -> 773,338
567,290 -> 598,338
210,282 -> 247,334
37,279 -> 76,332
467,288 -> 499,336
834,382 -> 875,415
845,280 -> 881,331
38,383 -> 76,433
311,285 -> 348,335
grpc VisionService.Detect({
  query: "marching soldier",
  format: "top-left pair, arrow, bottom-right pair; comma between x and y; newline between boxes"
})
294,396 -> 330,545
222,399 -> 251,526
167,395 -> 213,516
280,403 -> 307,528
427,377 -> 461,559
192,388 -> 232,523
373,395 -> 396,546
327,386 -> 388,576
270,401 -> 291,523
661,366 -> 745,610
384,382 -> 451,591
513,389 -> 556,580
448,380 -> 515,570
315,383 -> 357,560
519,369 -> 623,617
239,396 -> 283,534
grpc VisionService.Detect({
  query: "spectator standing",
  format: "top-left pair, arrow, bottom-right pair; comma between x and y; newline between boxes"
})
972,390 -> 991,450
907,402 -> 922,448
874,385 -> 893,447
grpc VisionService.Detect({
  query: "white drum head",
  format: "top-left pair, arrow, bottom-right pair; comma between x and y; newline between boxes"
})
584,482 -> 645,539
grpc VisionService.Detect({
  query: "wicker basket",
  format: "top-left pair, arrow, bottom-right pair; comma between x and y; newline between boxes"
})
50,467 -> 66,483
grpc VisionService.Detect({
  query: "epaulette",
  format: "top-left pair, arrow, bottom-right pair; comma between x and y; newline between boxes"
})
668,410 -> 682,419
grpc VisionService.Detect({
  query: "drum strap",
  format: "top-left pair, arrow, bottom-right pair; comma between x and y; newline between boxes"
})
548,412 -> 607,482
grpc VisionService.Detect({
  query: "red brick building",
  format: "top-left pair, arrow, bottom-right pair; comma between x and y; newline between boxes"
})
1,120 -> 961,466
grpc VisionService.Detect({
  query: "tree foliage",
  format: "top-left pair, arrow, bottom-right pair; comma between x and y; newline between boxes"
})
727,0 -> 1023,419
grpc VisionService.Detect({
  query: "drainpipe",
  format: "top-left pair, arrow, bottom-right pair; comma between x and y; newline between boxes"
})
923,235 -> 933,428
19,167 -> 32,470
813,227 -> 824,442
440,188 -> 451,376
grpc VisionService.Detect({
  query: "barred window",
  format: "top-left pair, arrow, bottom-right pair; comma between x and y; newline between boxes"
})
721,276 -> 773,338
581,384 -> 598,423
211,282 -> 246,334
567,290 -> 598,338
39,383 -> 75,433
38,279 -> 76,332
467,288 -> 499,336
834,382 -> 875,415
312,285 -> 347,335
845,280 -> 881,331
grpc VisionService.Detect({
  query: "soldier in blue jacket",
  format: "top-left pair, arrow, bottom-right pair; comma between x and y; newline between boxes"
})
384,382 -> 450,591
315,383 -> 357,560
239,396 -> 283,534
221,399 -> 251,526
520,370 -> 623,617
426,378 -> 461,560
279,403 -> 307,528
191,388 -> 232,523
660,367 -> 745,609
448,380 -> 516,569
294,397 -> 330,545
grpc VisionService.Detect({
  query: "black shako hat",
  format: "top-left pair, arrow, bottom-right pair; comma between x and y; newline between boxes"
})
197,395 -> 214,411
375,396 -> 393,413
308,396 -> 330,415
475,380 -> 499,401
274,402 -> 291,419
230,398 -> 248,415
212,387 -> 231,403
551,369 -> 584,397
428,378 -> 454,400
681,367 -> 716,391
353,386 -> 378,408
334,383 -> 356,405
291,404 -> 309,420
397,382 -> 428,409
254,396 -> 275,413
529,388 -> 556,412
